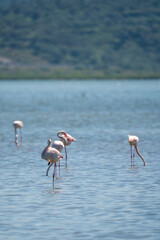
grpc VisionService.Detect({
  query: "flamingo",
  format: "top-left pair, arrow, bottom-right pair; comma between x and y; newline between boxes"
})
57,130 -> 76,167
128,135 -> 146,166
41,139 -> 63,188
13,120 -> 24,145
46,135 -> 67,176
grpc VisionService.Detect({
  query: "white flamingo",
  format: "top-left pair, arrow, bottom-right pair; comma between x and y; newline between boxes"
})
46,135 -> 67,176
13,120 -> 24,145
57,130 -> 76,167
41,139 -> 63,188
128,135 -> 146,166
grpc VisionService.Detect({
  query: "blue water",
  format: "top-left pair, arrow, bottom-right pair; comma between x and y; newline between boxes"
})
0,79 -> 160,240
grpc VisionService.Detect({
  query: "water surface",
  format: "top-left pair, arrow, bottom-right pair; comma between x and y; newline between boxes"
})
0,79 -> 160,239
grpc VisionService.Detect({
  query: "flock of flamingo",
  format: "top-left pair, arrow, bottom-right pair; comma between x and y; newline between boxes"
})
13,120 -> 146,188
13,120 -> 76,188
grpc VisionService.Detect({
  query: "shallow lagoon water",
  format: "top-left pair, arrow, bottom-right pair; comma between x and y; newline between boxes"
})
0,79 -> 160,239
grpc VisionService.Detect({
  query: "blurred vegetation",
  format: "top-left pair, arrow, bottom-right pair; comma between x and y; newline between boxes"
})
0,0 -> 160,79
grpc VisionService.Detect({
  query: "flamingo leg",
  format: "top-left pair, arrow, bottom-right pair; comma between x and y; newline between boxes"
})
15,128 -> 18,146
130,145 -> 133,167
65,146 -> 67,167
133,147 -> 136,166
46,162 -> 53,176
55,162 -> 57,177
20,128 -> 22,143
59,161 -> 60,177
15,136 -> 18,146
53,162 -> 56,189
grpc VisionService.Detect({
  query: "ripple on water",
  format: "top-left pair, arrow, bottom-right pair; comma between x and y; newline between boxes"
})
0,80 -> 160,240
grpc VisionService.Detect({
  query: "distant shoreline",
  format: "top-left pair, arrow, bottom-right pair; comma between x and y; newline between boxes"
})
0,69 -> 160,80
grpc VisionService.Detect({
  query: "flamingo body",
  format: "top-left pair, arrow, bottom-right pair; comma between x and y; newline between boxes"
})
128,135 -> 139,146
13,121 -> 24,129
52,140 -> 64,153
41,139 -> 62,163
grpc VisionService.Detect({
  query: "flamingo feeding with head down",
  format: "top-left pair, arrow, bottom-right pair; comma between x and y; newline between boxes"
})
128,135 -> 146,166
13,120 -> 24,145
46,135 -> 67,176
41,139 -> 63,188
57,130 -> 76,167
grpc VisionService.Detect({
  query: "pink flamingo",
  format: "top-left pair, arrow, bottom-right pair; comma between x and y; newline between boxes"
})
46,135 -> 67,176
41,139 -> 63,188
57,130 -> 76,167
128,135 -> 146,166
13,120 -> 24,145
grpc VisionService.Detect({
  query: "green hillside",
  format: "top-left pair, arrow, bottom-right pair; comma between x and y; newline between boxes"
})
0,0 -> 160,79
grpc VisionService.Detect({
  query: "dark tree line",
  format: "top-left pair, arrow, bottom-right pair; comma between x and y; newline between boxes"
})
0,0 -> 160,75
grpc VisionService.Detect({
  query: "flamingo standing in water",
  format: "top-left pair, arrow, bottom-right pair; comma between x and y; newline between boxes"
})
57,130 -> 76,167
41,139 -> 63,188
13,120 -> 24,145
128,135 -> 146,166
46,135 -> 67,176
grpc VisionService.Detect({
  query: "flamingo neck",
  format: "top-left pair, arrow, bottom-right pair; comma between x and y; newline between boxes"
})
135,145 -> 146,166
42,142 -> 50,158
57,131 -> 67,138
59,136 -> 67,145
42,147 -> 47,158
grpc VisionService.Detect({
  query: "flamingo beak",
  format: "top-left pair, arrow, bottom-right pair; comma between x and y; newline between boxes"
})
72,138 -> 76,142
60,156 -> 63,159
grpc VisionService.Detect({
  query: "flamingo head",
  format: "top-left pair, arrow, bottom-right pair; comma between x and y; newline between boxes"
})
47,139 -> 52,146
66,137 -> 76,142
